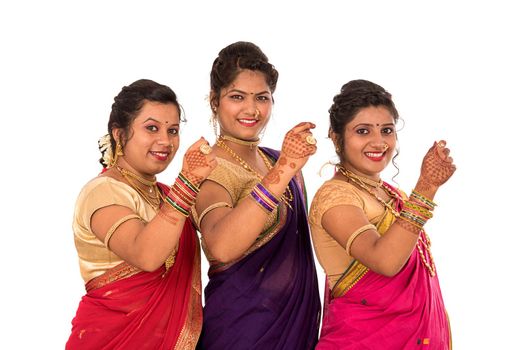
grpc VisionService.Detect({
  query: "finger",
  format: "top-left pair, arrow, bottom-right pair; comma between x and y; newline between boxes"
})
292,122 -> 316,133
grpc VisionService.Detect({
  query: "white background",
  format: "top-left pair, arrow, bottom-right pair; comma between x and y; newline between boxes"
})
1,1 -> 522,348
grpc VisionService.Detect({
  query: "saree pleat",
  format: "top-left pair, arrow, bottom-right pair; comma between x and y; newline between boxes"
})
197,148 -> 321,350
67,200 -> 202,349
317,183 -> 451,350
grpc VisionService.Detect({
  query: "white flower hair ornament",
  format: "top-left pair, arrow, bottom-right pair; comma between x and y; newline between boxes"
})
98,134 -> 114,167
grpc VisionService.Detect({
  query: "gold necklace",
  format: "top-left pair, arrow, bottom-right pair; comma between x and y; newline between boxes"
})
337,164 -> 436,277
337,165 -> 398,216
219,135 -> 260,149
117,166 -> 161,209
216,138 -> 294,208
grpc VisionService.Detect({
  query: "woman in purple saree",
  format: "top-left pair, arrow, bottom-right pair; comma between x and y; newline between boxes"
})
193,41 -> 321,349
309,79 -> 455,349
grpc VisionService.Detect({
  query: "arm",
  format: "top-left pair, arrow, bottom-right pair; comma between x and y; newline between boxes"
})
91,138 -> 217,271
323,140 -> 456,277
197,122 -> 317,263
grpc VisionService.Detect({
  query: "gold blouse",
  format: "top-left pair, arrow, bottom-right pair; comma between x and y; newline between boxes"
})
72,176 -> 156,283
204,157 -> 279,233
308,179 -> 388,289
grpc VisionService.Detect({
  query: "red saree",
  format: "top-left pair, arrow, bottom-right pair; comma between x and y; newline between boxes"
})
66,219 -> 202,349
317,184 -> 451,350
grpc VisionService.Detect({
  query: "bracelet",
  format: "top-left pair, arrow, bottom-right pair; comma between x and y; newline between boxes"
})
250,182 -> 279,214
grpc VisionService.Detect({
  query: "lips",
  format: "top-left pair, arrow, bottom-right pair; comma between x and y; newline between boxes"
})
238,119 -> 258,127
150,151 -> 170,161
364,151 -> 386,161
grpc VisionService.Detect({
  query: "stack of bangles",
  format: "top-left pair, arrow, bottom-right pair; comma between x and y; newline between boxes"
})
164,173 -> 200,217
399,190 -> 436,230
250,182 -> 279,214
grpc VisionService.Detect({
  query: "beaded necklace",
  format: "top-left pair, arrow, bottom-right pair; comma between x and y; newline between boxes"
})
216,137 -> 294,208
337,164 -> 436,276
117,166 -> 161,209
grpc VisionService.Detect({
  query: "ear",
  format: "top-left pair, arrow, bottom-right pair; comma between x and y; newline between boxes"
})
209,91 -> 218,111
111,128 -> 121,143
328,128 -> 337,145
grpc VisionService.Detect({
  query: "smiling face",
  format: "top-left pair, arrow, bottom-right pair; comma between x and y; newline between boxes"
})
337,106 -> 397,180
114,101 -> 180,178
214,70 -> 273,141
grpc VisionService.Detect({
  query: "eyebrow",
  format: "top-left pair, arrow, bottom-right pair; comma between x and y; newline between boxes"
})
353,123 -> 395,129
225,88 -> 271,96
143,117 -> 179,127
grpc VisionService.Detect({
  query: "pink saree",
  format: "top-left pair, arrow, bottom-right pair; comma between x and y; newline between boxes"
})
317,184 -> 451,349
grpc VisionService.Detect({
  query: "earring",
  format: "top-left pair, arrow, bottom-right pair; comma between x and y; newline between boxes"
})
110,141 -> 124,167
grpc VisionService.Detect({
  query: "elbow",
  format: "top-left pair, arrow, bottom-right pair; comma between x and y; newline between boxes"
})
133,254 -> 165,272
203,240 -> 239,264
372,261 -> 405,277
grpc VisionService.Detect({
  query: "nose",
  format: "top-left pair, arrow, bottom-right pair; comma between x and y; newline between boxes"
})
157,129 -> 170,146
245,96 -> 258,117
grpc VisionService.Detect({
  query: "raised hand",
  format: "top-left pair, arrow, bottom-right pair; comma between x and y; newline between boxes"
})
278,122 -> 317,172
181,137 -> 217,186
418,140 -> 456,192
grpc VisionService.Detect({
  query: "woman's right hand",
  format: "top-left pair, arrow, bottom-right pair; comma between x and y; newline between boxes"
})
180,137 -> 217,186
277,122 -> 317,173
417,140 -> 456,194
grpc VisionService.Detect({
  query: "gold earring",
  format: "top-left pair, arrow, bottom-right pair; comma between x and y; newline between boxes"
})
110,141 -> 124,167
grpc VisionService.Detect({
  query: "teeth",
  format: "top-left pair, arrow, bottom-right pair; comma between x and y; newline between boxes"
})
239,119 -> 256,124
366,152 -> 383,158
152,152 -> 168,156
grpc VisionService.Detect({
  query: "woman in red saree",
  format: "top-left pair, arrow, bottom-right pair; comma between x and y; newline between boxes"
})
309,80 -> 456,349
66,79 -> 217,349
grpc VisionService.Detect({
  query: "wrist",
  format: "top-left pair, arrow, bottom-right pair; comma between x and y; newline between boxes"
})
414,178 -> 438,200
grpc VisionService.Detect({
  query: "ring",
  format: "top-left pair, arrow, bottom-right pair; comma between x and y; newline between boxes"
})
305,135 -> 317,145
437,141 -> 445,148
199,143 -> 212,155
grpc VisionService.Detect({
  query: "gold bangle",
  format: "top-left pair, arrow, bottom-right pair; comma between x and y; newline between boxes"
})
345,223 -> 376,256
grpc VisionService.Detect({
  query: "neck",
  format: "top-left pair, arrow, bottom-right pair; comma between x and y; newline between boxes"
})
219,134 -> 260,150
337,164 -> 382,189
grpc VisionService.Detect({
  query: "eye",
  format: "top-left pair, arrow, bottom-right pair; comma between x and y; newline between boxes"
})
356,128 -> 369,135
382,127 -> 395,135
257,95 -> 271,102
146,125 -> 159,132
229,94 -> 244,101
169,128 -> 179,135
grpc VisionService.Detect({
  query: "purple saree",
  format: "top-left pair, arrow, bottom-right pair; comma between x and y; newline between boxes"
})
197,148 -> 320,350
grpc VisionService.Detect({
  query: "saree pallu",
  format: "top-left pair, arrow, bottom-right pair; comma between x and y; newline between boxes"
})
66,219 -> 202,350
317,189 -> 451,350
197,148 -> 321,350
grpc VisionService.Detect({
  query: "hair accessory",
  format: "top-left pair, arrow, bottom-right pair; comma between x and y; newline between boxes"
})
98,134 -> 113,167
199,143 -> 212,155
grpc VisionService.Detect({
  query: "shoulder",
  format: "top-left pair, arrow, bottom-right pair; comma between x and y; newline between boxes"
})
309,180 -> 364,224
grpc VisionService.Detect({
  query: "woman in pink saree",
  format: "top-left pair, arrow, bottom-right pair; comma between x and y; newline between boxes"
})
309,79 -> 455,349
66,79 -> 217,349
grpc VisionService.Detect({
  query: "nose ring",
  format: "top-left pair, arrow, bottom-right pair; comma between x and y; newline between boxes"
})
254,109 -> 260,120
382,144 -> 389,151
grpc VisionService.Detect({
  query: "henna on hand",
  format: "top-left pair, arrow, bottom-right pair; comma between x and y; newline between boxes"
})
281,130 -> 316,159
180,139 -> 217,187
420,141 -> 456,189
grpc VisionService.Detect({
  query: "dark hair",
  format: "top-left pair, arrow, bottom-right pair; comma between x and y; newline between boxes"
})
329,79 -> 399,159
209,41 -> 279,108
100,79 -> 182,166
